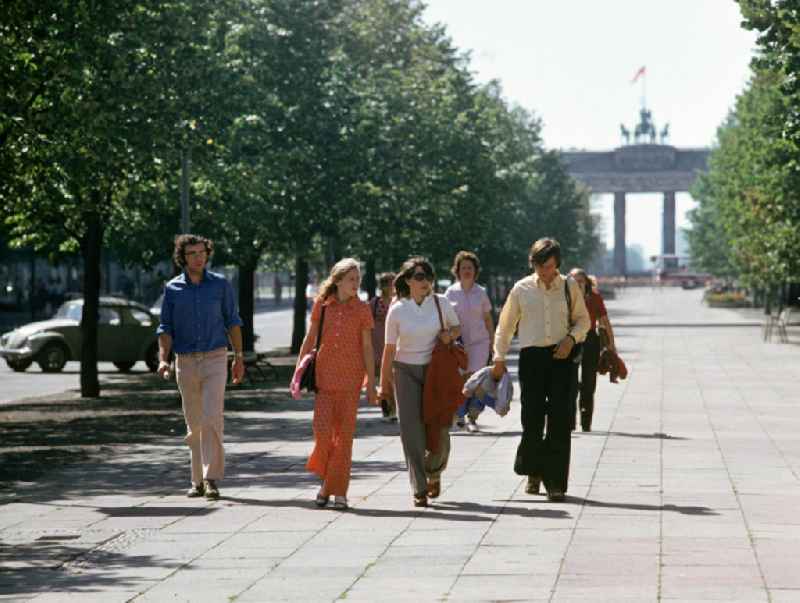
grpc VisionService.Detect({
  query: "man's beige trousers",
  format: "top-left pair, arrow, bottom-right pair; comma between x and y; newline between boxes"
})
175,348 -> 228,484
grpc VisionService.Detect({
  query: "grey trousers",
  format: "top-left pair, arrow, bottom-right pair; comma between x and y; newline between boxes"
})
392,361 -> 451,496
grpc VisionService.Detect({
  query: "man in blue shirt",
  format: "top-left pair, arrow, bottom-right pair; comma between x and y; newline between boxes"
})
157,234 -> 244,500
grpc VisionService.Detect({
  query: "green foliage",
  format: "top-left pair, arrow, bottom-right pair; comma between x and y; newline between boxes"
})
688,59 -> 800,287
739,0 -> 800,151
2,0 -> 603,365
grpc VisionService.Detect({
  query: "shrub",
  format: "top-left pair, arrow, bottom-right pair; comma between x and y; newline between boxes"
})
704,291 -> 751,308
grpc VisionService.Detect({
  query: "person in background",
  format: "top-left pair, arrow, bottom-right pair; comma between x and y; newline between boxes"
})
379,257 -> 460,507
370,272 -> 397,422
157,234 -> 245,501
295,258 -> 377,510
492,238 -> 589,501
569,268 -> 616,432
445,251 -> 494,432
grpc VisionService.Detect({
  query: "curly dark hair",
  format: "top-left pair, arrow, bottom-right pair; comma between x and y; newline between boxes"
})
394,257 -> 434,298
450,250 -> 480,280
173,234 -> 214,268
528,237 -> 561,269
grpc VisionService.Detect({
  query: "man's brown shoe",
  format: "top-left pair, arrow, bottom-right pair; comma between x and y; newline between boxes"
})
204,480 -> 220,500
186,484 -> 205,498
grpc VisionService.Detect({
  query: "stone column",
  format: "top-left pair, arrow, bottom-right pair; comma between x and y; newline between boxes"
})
662,191 -> 676,269
613,191 -> 627,276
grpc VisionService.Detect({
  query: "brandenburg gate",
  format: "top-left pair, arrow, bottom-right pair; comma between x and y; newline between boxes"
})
561,108 -> 710,276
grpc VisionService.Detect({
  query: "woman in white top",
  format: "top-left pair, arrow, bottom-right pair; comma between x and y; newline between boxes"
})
445,250 -> 494,432
379,257 -> 460,507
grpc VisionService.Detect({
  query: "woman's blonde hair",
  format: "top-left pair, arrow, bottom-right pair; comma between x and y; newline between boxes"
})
317,258 -> 361,301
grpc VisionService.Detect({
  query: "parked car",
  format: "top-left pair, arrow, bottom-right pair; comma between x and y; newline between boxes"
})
0,296 -> 160,373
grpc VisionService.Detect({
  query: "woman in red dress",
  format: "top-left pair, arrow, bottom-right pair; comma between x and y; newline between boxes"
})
295,258 -> 378,510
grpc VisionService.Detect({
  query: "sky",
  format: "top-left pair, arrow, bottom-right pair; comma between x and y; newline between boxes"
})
420,0 -> 759,264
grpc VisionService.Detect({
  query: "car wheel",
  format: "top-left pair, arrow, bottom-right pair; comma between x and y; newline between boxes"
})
113,361 -> 136,372
6,358 -> 33,372
144,343 -> 159,372
37,343 -> 68,373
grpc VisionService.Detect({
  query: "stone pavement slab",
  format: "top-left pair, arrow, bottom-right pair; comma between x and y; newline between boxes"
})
1,288 -> 799,601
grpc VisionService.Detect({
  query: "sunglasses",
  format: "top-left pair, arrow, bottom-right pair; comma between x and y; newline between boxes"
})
411,272 -> 432,282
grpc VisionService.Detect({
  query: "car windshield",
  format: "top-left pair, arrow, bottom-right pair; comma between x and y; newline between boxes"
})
55,302 -> 83,321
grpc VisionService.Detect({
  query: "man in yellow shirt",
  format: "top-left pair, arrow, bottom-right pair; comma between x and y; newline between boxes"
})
492,238 -> 590,501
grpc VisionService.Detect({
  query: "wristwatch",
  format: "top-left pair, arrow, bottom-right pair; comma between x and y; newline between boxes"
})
566,334 -> 576,344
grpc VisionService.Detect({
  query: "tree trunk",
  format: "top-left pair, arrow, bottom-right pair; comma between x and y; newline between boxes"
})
80,208 -> 102,398
364,257 -> 376,300
29,250 -> 36,322
291,253 -> 309,354
238,262 -> 256,352
324,234 -> 341,270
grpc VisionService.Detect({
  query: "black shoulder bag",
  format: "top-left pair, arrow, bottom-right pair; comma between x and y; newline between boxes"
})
299,305 -> 326,392
564,277 -> 583,364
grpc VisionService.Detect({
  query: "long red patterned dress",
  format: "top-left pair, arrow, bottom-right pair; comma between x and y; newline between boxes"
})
306,296 -> 374,496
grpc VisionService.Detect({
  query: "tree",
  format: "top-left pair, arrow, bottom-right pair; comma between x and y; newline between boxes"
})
688,68 -> 800,291
1,1 -> 228,396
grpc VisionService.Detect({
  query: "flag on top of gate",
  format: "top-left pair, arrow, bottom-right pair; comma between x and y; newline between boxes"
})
630,66 -> 646,84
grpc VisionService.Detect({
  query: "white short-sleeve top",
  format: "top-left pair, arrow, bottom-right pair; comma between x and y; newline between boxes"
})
385,293 -> 460,365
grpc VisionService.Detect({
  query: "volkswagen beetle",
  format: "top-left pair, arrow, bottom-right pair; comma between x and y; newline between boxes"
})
0,297 -> 160,373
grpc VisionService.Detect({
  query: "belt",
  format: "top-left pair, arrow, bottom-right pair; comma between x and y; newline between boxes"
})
521,345 -> 557,351
177,347 -> 227,359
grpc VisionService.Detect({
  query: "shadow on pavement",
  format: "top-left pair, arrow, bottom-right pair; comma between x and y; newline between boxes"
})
582,498 -> 718,515
0,379 -> 312,490
221,496 -> 523,522
582,431 -> 689,440
97,506 -> 218,517
503,497 -> 717,515
0,544 -> 176,597
451,429 -> 522,439
434,500 -> 570,520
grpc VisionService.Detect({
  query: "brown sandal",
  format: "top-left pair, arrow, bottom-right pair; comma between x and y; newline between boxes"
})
413,494 -> 428,507
426,480 -> 441,499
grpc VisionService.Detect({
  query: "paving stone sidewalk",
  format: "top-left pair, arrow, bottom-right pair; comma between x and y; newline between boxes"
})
1,288 -> 799,602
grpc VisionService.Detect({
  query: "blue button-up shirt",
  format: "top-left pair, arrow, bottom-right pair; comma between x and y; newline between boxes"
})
156,269 -> 243,354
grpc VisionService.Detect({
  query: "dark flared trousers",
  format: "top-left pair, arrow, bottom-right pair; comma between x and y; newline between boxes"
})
515,346 -> 578,493
577,329 -> 601,429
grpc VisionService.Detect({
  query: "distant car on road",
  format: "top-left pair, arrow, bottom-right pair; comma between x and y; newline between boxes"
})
0,297 -> 160,373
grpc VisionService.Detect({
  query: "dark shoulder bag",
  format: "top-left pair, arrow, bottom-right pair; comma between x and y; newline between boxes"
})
564,277 -> 583,364
299,305 -> 326,392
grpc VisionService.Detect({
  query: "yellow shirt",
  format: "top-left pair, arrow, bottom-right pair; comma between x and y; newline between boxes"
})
493,273 -> 590,361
